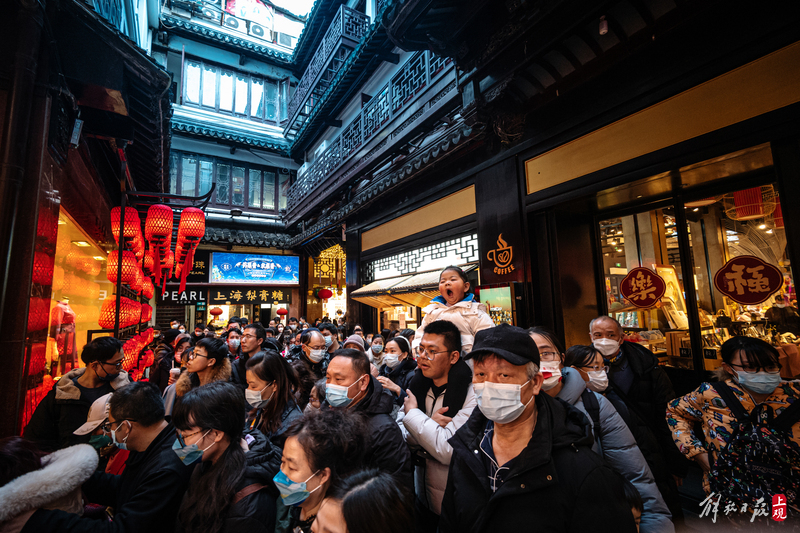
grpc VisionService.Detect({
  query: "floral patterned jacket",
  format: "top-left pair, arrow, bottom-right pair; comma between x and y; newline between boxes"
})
666,379 -> 800,493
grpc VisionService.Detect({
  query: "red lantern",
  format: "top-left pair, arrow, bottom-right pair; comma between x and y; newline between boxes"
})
143,252 -> 154,275
98,298 -> 117,329
276,308 -> 288,316
141,303 -> 152,323
107,251 -> 138,285
142,277 -> 154,300
146,204 -> 173,283
110,207 -> 141,244
130,268 -> 143,294
774,201 -> 784,229
120,297 -> 141,327
32,251 -> 55,285
178,208 -> 206,240
733,187 -> 765,220
28,343 -> 47,375
37,209 -> 59,245
210,307 -> 223,316
318,288 -> 333,300
27,297 -> 50,332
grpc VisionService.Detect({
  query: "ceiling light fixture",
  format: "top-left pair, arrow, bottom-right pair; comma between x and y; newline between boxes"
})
71,241 -> 90,247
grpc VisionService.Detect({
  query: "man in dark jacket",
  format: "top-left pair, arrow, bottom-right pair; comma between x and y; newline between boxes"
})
287,328 -> 329,380
326,349 -> 413,488
23,382 -> 193,532
149,328 -> 181,394
440,324 -> 636,533
24,337 -> 130,451
589,315 -> 688,524
232,324 -> 265,389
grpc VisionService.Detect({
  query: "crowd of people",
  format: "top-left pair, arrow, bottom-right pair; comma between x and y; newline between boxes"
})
4,264 -> 800,532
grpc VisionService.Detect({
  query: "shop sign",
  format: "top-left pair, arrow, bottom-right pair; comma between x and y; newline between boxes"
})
619,267 -> 666,308
209,286 -> 292,305
713,255 -> 782,305
159,288 -> 207,305
185,250 -> 210,283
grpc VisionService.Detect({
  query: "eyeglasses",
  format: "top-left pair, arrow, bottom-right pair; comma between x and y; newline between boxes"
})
101,419 -> 135,433
539,351 -> 561,362
306,344 -> 326,351
242,334 -> 258,340
100,360 -> 124,370
187,352 -> 207,361
728,363 -> 781,373
175,428 -> 205,447
418,348 -> 450,361
579,364 -> 609,373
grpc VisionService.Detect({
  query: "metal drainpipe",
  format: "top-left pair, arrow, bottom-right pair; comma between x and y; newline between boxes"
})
0,0 -> 45,438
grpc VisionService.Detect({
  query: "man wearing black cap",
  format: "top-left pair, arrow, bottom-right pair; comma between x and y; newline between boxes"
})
439,324 -> 637,533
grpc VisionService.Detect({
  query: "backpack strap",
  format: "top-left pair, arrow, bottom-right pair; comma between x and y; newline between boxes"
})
233,483 -> 266,505
773,399 -> 800,432
710,381 -> 750,423
581,388 -> 602,444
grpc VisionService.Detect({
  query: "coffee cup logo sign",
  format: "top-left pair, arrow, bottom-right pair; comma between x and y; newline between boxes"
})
487,234 -> 515,275
713,255 -> 782,305
620,267 -> 667,308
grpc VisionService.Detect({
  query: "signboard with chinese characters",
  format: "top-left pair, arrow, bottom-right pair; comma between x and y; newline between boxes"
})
713,255 -> 782,305
210,253 -> 299,285
185,250 -> 210,284
619,267 -> 667,308
209,287 -> 292,305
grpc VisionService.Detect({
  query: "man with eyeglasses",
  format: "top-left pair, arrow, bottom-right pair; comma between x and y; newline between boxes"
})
231,323 -> 265,390
402,320 -> 476,532
25,337 -> 130,451
287,328 -> 329,380
25,381 -> 194,532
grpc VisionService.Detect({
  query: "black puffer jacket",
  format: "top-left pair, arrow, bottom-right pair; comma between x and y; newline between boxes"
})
285,349 -> 328,381
440,393 -> 637,533
150,342 -> 175,394
379,358 -> 417,403
247,399 -> 304,450
350,376 -> 413,488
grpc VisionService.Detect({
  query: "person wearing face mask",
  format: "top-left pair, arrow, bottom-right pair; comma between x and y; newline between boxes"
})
325,349 -> 413,488
173,381 -> 280,533
401,320 -> 475,532
766,294 -> 800,336
288,317 -> 300,332
190,323 -> 205,346
224,327 -> 243,361
163,338 -> 232,417
440,324 -> 637,533
24,337 -> 130,451
667,337 -> 800,510
23,382 -> 194,532
245,350 -> 303,450
149,328 -> 181,394
589,315 -> 688,524
529,330 -> 673,533
369,335 -> 386,367
376,336 -> 417,405
287,329 -> 330,380
72,393 -> 130,475
272,409 -> 368,533
318,323 -> 340,357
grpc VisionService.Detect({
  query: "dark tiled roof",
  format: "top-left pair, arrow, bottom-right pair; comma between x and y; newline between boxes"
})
161,16 -> 293,64
171,118 -> 291,155
203,227 -> 293,248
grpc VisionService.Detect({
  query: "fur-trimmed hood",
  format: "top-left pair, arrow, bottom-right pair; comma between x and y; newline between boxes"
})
0,444 -> 98,522
175,357 -> 232,397
55,367 -> 130,402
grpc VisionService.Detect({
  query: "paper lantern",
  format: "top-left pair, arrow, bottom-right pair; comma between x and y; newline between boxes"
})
210,307 -> 223,316
107,251 -> 137,285
143,253 -> 154,275
110,207 -> 141,244
162,250 -> 174,271
142,277 -> 154,300
774,201 -> 784,229
28,343 -> 47,375
276,308 -> 288,316
145,204 -> 173,241
98,298 -> 118,329
32,251 -> 55,285
120,297 -> 141,327
27,297 -> 50,332
37,208 -> 59,245
318,288 -> 333,300
178,208 -> 206,240
141,303 -> 152,323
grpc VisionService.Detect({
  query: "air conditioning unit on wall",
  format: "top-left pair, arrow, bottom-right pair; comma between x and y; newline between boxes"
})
223,13 -> 247,34
248,22 -> 271,41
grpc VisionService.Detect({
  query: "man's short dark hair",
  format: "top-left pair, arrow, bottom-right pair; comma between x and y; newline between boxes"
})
289,317 -> 298,323
331,348 -> 370,377
109,382 -> 165,427
223,327 -> 243,339
423,320 -> 462,354
266,327 -> 278,337
244,323 -> 266,341
318,323 -> 338,337
81,337 -> 123,365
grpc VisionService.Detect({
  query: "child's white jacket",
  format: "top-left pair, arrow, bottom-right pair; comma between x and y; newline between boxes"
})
412,294 -> 495,353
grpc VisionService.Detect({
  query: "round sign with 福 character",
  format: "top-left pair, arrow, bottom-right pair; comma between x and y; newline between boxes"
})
713,255 -> 783,305
619,267 -> 667,308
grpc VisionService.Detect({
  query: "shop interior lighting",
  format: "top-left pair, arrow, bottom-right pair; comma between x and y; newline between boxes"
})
693,208 -> 699,212
94,256 -> 106,261
766,229 -> 774,234
610,240 -> 617,245
759,224 -> 767,229
58,219 -> 66,225
71,241 -> 91,247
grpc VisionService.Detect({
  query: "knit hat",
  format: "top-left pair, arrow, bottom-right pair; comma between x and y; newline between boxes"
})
343,334 -> 366,351
162,328 -> 181,345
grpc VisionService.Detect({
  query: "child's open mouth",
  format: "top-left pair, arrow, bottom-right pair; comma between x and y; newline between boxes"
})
446,289 -> 453,299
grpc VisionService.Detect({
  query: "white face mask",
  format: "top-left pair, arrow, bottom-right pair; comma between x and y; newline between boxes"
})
307,348 -> 325,363
593,338 -> 620,357
775,303 -> 787,308
474,380 -> 534,424
586,370 -> 609,392
539,361 -> 562,391
383,354 -> 400,369
245,384 -> 273,409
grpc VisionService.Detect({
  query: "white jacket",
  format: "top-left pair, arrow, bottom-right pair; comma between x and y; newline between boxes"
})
413,295 -> 494,353
403,383 -> 476,514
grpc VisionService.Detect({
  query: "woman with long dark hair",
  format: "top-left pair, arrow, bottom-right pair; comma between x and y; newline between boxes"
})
245,350 -> 303,449
173,381 -> 281,533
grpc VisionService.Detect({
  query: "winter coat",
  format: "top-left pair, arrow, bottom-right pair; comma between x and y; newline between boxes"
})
349,376 -> 413,488
379,358 -> 417,404
246,399 -> 304,450
0,444 -> 98,533
403,380 -> 476,514
609,341 -> 688,478
413,294 -> 494,353
556,368 -> 673,533
175,357 -> 232,399
230,353 -> 250,390
285,349 -> 329,381
666,379 -> 800,494
23,422 -> 194,533
23,368 -> 130,451
150,343 -> 175,394
179,429 -> 280,533
440,393 -> 638,533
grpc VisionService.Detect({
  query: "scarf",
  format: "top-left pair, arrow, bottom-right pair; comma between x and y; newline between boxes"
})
408,358 -> 472,415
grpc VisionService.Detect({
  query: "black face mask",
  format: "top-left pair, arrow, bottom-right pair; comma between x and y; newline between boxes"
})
96,363 -> 119,382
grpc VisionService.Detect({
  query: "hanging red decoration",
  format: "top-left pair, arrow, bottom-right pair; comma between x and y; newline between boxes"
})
37,209 -> 59,245
98,298 -> 117,329
160,250 -> 174,296
733,187 -> 765,220
145,204 -> 173,283
27,297 -> 50,332
141,303 -> 152,323
318,288 -> 333,300
119,297 -> 141,327
774,201 -> 784,229
28,343 -> 47,376
107,251 -> 138,285
209,307 -> 223,316
176,208 -> 205,292
32,251 -> 55,285
143,252 -> 154,275
276,308 -> 288,316
142,277 -> 154,300
110,207 -> 141,244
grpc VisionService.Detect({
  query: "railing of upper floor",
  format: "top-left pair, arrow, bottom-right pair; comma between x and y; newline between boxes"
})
286,50 -> 454,214
284,5 -> 371,139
